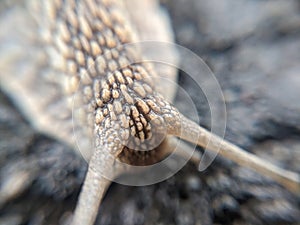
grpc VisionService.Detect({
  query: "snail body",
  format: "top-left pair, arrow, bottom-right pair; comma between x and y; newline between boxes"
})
0,1 -> 299,225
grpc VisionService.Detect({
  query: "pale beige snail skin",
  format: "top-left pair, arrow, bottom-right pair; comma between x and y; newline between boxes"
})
0,1 -> 299,225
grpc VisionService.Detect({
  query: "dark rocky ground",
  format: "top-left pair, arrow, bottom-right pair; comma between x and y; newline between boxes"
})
1,0 -> 300,224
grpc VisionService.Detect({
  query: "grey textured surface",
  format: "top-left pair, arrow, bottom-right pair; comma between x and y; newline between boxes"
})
1,0 -> 300,225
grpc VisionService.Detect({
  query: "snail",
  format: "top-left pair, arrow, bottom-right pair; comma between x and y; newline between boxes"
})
0,0 -> 299,225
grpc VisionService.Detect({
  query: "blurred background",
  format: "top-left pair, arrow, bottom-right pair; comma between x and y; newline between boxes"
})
0,0 -> 300,224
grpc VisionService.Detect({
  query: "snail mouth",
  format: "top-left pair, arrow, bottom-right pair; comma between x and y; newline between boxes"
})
117,138 -> 171,166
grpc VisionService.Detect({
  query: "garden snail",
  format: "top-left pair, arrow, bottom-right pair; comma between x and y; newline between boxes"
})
0,1 -> 299,225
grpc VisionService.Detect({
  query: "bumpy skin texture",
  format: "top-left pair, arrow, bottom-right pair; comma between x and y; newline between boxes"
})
0,0 -> 178,162
0,1 -> 180,224
41,0 -> 180,163
31,1 -> 181,224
